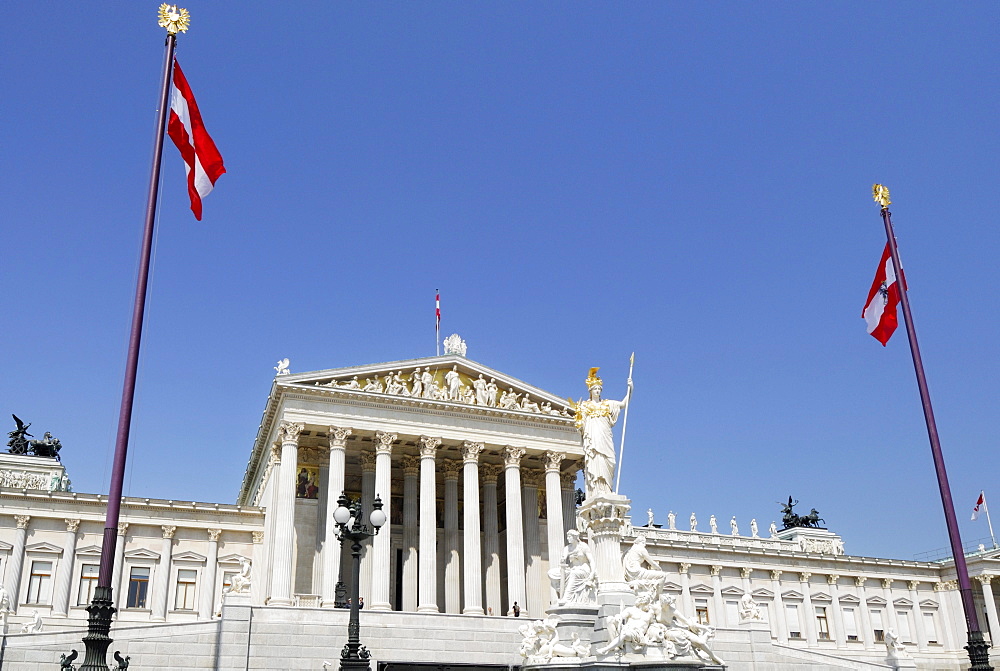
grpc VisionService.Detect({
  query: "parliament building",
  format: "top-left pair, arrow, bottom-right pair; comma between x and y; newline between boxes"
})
1,346 -> 998,670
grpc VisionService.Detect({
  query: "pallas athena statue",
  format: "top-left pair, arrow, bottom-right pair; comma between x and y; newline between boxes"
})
575,367 -> 632,497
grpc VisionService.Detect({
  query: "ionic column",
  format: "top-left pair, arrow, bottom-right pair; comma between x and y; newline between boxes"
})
522,469 -> 543,617
856,576 -> 875,650
417,436 -> 441,613
151,525 -> 177,621
359,450 -> 377,605
111,522 -> 129,609
828,575 -> 845,647
711,565 -> 725,625
443,459 -> 461,614
199,529 -> 222,619
543,451 -> 565,610
934,581 -> 956,650
882,578 -> 900,634
978,575 -> 1000,648
461,441 -> 485,614
322,427 -> 351,606
503,446 -> 527,615
560,471 -> 576,538
481,463 -> 503,616
908,580 -> 928,651
369,431 -> 396,611
51,519 -> 80,616
4,515 -> 29,613
269,420 -> 303,606
772,570 -> 788,644
800,572 -> 817,645
401,455 -> 420,612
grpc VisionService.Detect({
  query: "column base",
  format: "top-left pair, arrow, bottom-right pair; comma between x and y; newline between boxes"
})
268,597 -> 294,606
463,607 -> 485,615
417,604 -> 440,613
369,603 -> 392,612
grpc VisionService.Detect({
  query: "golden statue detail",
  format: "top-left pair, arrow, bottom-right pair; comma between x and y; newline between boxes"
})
576,367 -> 632,498
873,183 -> 891,209
158,4 -> 191,35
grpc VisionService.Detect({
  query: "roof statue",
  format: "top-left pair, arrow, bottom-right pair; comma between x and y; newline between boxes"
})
274,358 -> 290,376
442,333 -> 467,357
7,415 -> 63,461
779,496 -> 826,530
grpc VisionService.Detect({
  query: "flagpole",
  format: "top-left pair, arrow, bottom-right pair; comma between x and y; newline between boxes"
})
614,352 -> 634,494
76,8 -> 188,670
435,289 -> 440,356
984,494 -> 997,549
873,185 -> 992,671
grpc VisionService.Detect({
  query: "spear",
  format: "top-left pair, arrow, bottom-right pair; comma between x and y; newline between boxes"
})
614,352 -> 635,494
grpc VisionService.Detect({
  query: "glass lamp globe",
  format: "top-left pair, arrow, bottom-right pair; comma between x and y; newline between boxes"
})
333,505 -> 351,525
369,507 -> 387,529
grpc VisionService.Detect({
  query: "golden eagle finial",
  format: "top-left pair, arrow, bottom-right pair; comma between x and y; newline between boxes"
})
872,184 -> 891,210
158,4 -> 191,35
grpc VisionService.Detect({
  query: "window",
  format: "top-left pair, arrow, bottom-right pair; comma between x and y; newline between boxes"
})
897,609 -> 913,643
127,567 -> 150,608
26,561 -> 53,604
923,611 -> 938,644
174,569 -> 197,610
843,607 -> 859,641
786,604 -> 802,639
78,564 -> 99,605
815,606 -> 830,640
871,608 -> 885,642
725,600 -> 739,625
695,598 -> 710,625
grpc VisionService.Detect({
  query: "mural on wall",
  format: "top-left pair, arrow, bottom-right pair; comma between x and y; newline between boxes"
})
296,466 -> 319,499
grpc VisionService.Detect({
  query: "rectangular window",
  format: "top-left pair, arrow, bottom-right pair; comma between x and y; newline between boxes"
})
27,561 -> 53,604
843,607 -> 859,641
174,569 -> 197,610
871,608 -> 885,642
725,600 -> 739,625
695,598 -> 710,625
897,610 -> 913,643
923,611 -> 938,644
816,606 -> 830,640
77,564 -> 99,606
786,604 -> 802,639
127,567 -> 150,609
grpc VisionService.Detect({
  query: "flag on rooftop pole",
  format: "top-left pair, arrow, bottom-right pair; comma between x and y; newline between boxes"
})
862,243 -> 900,345
973,491 -> 985,521
435,291 -> 441,356
168,58 -> 226,220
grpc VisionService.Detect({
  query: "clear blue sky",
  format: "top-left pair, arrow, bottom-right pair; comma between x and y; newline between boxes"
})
4,2 -> 998,560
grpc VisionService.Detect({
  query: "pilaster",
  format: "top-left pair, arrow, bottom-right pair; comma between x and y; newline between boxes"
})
151,525 -> 177,621
978,575 -> 999,649
111,522 -> 129,610
800,572 -> 817,645
4,515 -> 29,614
908,580 -> 928,651
51,519 -> 80,616
828,574 -> 845,648
771,570 -> 788,644
856,576 -> 875,650
199,529 -> 222,619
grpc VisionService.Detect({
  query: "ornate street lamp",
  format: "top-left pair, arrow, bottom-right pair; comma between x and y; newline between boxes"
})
333,492 -> 386,671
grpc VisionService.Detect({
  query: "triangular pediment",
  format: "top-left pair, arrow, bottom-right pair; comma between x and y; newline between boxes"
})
721,586 -> 744,596
662,581 -> 682,592
172,550 -> 207,563
811,591 -> 832,602
866,595 -> 887,606
281,355 -> 576,417
782,590 -> 803,600
892,597 -> 912,607
839,594 -> 861,604
690,584 -> 714,595
76,545 -> 103,557
25,542 -> 63,554
218,553 -> 250,564
752,588 -> 774,599
0,540 -> 11,552
124,548 -> 161,561
919,598 -> 939,608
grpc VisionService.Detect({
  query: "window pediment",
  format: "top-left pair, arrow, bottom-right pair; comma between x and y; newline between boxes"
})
25,542 -> 63,555
124,548 -> 161,561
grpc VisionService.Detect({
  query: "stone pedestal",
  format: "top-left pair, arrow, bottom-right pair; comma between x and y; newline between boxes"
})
775,526 -> 844,555
548,603 -> 600,651
886,654 -> 917,670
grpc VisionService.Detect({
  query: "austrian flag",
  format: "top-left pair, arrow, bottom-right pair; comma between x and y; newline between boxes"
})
862,243 -> 901,346
167,58 -> 226,220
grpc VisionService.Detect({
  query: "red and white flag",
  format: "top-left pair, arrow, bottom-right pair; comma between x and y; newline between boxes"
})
973,491 -> 986,521
435,291 -> 441,330
862,243 -> 901,346
168,58 -> 226,221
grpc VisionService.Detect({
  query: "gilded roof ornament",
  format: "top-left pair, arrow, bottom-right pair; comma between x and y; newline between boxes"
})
872,184 -> 891,210
158,4 -> 191,35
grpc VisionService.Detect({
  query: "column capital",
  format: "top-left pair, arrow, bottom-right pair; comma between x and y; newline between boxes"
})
402,455 -> 420,476
977,574 -> 993,586
502,445 -> 526,467
480,463 -> 503,482
543,450 -> 565,472
560,471 -> 577,489
933,581 -> 952,592
443,460 -> 461,480
710,565 -> 723,577
278,420 -> 304,444
741,567 -> 753,579
15,515 -> 30,529
64,519 -> 81,533
855,576 -> 868,588
117,522 -> 129,537
207,529 -> 223,542
252,530 -> 265,544
374,431 -> 397,455
360,451 -> 377,472
461,441 -> 485,463
521,469 -> 542,488
882,578 -> 894,589
770,569 -> 782,581
799,572 -> 811,582
418,435 -> 442,457
679,562 -> 691,574
162,525 -> 177,539
907,580 -> 920,591
328,426 -> 352,447
827,574 -> 840,585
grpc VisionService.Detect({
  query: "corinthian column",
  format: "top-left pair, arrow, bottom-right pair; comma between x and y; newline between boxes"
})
111,522 -> 129,609
401,455 -> 420,612
978,575 -> 1000,648
151,525 -> 177,621
543,451 -> 565,610
800,572 -> 816,645
772,570 -> 788,644
4,515 -> 29,614
882,578 -> 900,635
856,577 -> 875,650
503,446 -> 527,615
481,463 -> 503,616
828,575 -> 845,647
370,430 -> 396,611
443,460 -> 461,614
560,471 -> 576,539
522,469 -> 543,617
359,450 -> 376,604
269,420 -> 303,606
51,519 -> 80,616
322,426 -> 351,606
461,441 -> 485,614
417,436 -> 441,612
199,529 -> 222,619
710,566 -> 725,625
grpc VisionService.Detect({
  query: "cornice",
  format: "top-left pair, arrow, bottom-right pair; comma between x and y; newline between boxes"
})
0,489 -> 264,523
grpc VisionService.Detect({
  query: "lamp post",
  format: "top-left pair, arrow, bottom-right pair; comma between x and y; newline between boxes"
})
333,492 -> 386,671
